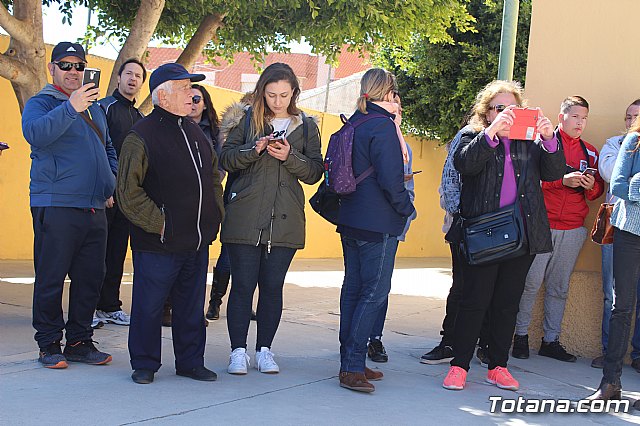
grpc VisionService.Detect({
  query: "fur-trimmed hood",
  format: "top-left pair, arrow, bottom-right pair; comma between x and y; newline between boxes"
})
219,101 -> 318,141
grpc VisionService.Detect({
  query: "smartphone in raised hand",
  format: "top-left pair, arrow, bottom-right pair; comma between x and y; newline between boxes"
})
82,68 -> 101,89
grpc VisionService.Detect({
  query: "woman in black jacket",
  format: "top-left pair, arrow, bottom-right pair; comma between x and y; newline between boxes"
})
443,80 -> 565,391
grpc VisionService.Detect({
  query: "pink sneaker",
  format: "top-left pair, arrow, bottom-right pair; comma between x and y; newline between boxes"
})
486,366 -> 519,391
443,366 -> 467,390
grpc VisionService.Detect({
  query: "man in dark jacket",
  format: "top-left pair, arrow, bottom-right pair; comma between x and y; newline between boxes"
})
22,42 -> 117,369
117,63 -> 224,384
93,58 -> 146,327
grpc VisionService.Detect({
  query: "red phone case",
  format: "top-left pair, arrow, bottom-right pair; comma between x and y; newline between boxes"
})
508,108 -> 538,140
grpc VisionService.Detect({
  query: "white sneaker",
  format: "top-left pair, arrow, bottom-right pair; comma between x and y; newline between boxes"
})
255,347 -> 279,374
96,309 -> 131,325
91,315 -> 104,329
228,348 -> 250,375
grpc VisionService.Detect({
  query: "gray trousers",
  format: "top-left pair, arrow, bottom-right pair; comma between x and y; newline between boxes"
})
515,227 -> 588,342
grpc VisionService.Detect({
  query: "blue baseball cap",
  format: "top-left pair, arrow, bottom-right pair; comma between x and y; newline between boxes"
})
149,63 -> 205,93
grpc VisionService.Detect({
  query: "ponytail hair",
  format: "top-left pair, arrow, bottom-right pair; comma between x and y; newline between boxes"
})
357,68 -> 397,114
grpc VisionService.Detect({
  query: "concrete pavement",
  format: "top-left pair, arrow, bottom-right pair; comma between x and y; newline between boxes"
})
1,258 -> 639,425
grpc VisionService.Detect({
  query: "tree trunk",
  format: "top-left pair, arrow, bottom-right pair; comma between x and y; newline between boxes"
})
107,0 -> 166,94
0,0 -> 47,112
138,13 -> 225,115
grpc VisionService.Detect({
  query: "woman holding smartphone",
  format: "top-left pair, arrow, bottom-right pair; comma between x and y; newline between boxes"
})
443,80 -> 565,391
588,118 -> 640,404
219,63 -> 323,375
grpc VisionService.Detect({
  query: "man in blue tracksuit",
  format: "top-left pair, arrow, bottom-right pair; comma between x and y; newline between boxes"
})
22,42 -> 117,369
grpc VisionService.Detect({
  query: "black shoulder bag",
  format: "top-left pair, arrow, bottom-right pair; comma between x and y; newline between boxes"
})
460,142 -> 529,266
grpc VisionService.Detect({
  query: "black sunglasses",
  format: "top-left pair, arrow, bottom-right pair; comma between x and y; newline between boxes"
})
489,104 -> 520,113
54,61 -> 86,72
192,95 -> 202,104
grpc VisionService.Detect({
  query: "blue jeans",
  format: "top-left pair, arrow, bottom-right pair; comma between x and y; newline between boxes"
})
369,299 -> 388,341
226,243 -> 296,351
601,243 -> 640,357
339,234 -> 399,373
603,228 -> 640,386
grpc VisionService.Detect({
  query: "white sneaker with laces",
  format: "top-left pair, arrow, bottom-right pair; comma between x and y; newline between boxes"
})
228,348 -> 250,375
91,315 -> 103,329
255,347 -> 279,374
96,309 -> 131,325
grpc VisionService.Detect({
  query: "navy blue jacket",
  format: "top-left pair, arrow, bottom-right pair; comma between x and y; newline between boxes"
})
337,102 -> 415,236
22,84 -> 117,209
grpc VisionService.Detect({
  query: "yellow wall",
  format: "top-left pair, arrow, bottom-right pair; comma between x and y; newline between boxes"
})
523,0 -> 640,358
0,37 -> 450,260
525,0 -> 640,273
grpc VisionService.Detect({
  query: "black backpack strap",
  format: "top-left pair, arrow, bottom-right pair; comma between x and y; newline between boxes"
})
243,106 -> 253,143
579,139 -> 591,168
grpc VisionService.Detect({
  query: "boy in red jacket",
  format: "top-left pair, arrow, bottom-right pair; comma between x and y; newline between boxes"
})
512,96 -> 604,361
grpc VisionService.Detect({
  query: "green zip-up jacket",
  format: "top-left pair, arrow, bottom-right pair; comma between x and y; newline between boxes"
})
219,103 -> 323,249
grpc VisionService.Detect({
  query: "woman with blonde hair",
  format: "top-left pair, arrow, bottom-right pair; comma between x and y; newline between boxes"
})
443,80 -> 565,391
220,63 -> 323,375
335,68 -> 415,393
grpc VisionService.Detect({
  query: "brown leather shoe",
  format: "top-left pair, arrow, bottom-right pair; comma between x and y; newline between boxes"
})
586,382 -> 621,400
365,366 -> 383,381
339,371 -> 375,393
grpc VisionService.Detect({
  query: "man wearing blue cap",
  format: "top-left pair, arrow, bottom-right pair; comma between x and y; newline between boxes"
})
22,41 -> 117,369
117,63 -> 224,384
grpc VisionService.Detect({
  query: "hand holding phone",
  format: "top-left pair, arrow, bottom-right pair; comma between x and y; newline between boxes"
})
82,68 -> 101,89
508,108 -> 539,140
582,167 -> 597,176
268,137 -> 284,148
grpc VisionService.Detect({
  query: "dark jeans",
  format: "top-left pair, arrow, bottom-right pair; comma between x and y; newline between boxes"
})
340,234 -> 399,373
214,243 -> 231,274
600,243 -> 640,357
97,204 -> 130,312
128,247 -> 209,372
31,207 -> 107,347
452,253 -> 534,371
226,243 -> 296,351
603,228 -> 640,386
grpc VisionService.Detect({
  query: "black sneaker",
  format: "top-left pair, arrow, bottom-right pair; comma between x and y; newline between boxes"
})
38,341 -> 68,369
205,303 -> 220,321
63,340 -> 112,365
538,339 -> 577,362
367,339 -> 388,363
512,334 -> 530,359
420,344 -> 453,365
476,346 -> 489,367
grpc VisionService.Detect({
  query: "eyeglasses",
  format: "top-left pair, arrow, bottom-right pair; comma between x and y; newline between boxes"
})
192,95 -> 202,104
53,61 -> 86,72
489,104 -> 520,113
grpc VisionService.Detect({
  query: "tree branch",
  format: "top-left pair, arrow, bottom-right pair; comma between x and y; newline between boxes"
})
0,1 -> 33,45
0,52 -> 33,86
107,0 -> 166,93
176,13 -> 226,68
139,13 -> 225,115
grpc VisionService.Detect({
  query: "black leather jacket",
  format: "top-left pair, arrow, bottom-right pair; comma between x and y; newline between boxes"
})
453,127 -> 566,255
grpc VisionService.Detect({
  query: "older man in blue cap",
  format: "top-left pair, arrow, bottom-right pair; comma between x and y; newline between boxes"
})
117,63 -> 225,384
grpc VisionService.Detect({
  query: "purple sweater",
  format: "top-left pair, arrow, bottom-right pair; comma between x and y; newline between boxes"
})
484,134 -> 558,207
